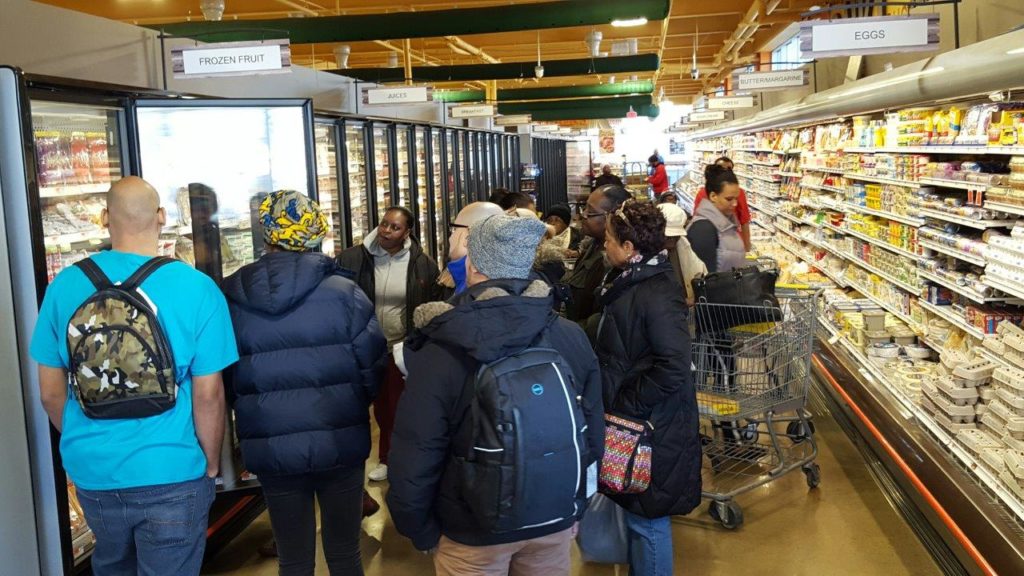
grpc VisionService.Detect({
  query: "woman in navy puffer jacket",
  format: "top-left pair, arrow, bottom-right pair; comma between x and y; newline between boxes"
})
223,191 -> 387,576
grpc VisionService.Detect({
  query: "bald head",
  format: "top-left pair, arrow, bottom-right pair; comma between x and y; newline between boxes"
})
449,202 -> 504,260
105,176 -> 161,235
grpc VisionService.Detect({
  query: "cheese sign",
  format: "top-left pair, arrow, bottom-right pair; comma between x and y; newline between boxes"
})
707,96 -> 756,110
363,86 -> 431,105
532,124 -> 558,133
689,110 -> 728,122
494,114 -> 532,126
801,15 -> 939,58
735,69 -> 807,92
173,40 -> 290,78
450,104 -> 495,118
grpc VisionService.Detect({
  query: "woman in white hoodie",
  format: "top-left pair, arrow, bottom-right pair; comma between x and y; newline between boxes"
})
657,203 -> 706,305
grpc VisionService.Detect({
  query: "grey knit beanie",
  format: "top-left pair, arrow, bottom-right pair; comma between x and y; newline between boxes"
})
468,214 -> 547,280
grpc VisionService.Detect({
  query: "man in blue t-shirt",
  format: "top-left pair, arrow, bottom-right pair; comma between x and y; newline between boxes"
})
30,176 -> 238,576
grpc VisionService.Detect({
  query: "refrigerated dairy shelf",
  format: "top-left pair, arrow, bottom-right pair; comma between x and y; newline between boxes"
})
844,203 -> 925,227
918,208 -> 1017,230
44,231 -> 108,245
844,172 -> 921,189
843,227 -> 920,260
777,171 -> 803,178
917,299 -> 987,340
916,268 -> 1008,304
982,276 -> 1024,303
918,177 -> 993,191
776,238 -> 848,288
918,239 -> 988,267
39,183 -> 109,198
839,251 -> 923,295
984,201 -> 1024,218
844,145 -> 1024,155
735,170 -> 781,183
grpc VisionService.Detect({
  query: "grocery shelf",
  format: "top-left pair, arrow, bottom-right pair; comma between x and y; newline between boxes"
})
820,185 -> 847,194
916,268 -> 1008,304
776,238 -> 847,287
918,177 -> 993,191
735,170 -> 781,184
803,166 -> 847,175
918,239 -> 988,267
917,299 -> 986,340
841,252 -> 923,295
844,277 -> 922,331
743,159 -> 781,167
777,171 -> 803,178
775,211 -> 819,227
843,227 -> 920,260
983,275 -> 1024,303
918,207 -> 1017,230
984,201 -> 1024,218
844,172 -> 921,189
800,182 -> 827,192
38,182 -> 109,198
844,203 -> 925,227
845,145 -> 1024,156
44,231 -> 109,245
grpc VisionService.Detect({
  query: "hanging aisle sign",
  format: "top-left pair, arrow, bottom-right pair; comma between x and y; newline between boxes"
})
450,104 -> 495,118
494,114 -> 532,126
362,86 -> 432,105
707,96 -> 757,110
800,15 -> 940,59
172,40 -> 291,78
689,110 -> 731,122
734,69 -> 808,92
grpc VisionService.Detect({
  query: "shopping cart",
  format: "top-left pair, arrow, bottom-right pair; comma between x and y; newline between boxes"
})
690,276 -> 820,529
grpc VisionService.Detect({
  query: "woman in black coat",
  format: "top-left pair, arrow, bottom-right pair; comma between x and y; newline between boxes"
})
594,200 -> 701,576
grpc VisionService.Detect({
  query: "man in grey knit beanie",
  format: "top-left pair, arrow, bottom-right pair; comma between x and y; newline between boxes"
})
467,214 -> 547,281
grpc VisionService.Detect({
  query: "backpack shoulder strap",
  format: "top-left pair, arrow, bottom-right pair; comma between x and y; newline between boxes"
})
121,256 -> 176,291
74,258 -> 112,290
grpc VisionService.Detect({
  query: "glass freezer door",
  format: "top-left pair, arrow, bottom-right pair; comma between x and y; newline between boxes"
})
430,128 -> 446,268
413,126 -> 431,259
447,129 -> 460,223
343,120 -> 371,246
314,122 -> 340,256
395,124 -> 412,211
371,123 -> 392,221
135,100 -> 313,282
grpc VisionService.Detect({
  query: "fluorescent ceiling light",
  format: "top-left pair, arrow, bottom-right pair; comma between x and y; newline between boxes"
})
611,17 -> 648,27
1007,47 -> 1024,55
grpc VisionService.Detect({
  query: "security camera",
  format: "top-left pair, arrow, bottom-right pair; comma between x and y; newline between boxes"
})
535,64 -> 545,79
691,68 -> 700,80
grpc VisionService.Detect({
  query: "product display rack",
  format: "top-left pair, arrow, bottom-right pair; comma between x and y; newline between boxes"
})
687,83 -> 1024,574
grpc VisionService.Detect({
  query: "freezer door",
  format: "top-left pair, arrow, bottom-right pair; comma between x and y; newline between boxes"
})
430,128 -> 446,268
413,126 -> 432,260
370,122 -> 392,222
342,120 -> 371,246
314,121 -> 341,257
395,124 -> 412,211
134,99 -> 315,283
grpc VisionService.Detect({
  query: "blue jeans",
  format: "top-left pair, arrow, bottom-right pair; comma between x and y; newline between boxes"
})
76,476 -> 216,576
624,511 -> 673,576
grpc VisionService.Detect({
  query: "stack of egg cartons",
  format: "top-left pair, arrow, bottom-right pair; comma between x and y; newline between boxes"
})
985,323 -> 1024,499
920,353 -> 994,435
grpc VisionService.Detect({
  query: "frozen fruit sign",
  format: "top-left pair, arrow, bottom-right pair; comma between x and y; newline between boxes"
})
174,40 -> 290,78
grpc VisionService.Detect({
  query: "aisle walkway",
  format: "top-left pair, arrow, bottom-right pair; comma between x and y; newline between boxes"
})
202,388 -> 940,575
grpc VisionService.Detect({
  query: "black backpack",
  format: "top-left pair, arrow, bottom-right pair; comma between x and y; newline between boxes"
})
451,334 -> 588,533
67,257 -> 178,419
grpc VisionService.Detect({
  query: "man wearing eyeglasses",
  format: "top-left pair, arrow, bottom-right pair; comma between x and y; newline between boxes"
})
562,185 -> 630,327
437,202 -> 505,299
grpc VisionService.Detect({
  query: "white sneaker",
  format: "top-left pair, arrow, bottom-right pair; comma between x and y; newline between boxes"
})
368,463 -> 388,482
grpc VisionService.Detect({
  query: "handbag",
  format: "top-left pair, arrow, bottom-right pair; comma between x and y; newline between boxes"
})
599,413 -> 653,494
576,493 -> 629,564
691,265 -> 783,332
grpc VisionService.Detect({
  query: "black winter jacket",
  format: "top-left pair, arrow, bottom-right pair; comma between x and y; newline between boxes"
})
222,252 -> 388,477
336,236 -> 441,340
386,279 -> 605,551
594,257 -> 702,517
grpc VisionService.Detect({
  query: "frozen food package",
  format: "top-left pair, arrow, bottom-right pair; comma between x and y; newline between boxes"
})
86,132 -> 110,183
71,131 -> 91,184
35,131 -> 64,188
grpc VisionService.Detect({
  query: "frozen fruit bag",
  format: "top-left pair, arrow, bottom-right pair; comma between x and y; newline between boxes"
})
56,134 -> 75,184
34,131 -> 62,187
86,132 -> 110,182
71,131 -> 91,184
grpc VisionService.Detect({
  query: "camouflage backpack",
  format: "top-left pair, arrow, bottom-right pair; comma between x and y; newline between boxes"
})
67,257 -> 178,419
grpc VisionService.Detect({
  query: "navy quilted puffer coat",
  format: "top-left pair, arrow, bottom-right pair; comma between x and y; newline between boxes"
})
222,251 -> 387,477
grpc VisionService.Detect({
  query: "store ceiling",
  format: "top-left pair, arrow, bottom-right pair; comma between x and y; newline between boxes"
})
38,0 -> 817,106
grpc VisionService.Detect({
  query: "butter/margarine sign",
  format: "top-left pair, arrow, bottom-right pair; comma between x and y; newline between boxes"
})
800,14 -> 939,58
173,40 -> 290,78
735,70 -> 806,92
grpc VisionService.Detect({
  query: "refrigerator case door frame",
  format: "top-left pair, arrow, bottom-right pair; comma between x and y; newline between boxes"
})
410,126 -> 430,260
314,118 -> 345,256
427,126 -> 448,268
447,129 -> 462,223
341,118 -> 372,245
393,123 -> 413,214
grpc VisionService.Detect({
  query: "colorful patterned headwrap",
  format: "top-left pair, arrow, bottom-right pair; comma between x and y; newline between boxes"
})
259,190 -> 329,251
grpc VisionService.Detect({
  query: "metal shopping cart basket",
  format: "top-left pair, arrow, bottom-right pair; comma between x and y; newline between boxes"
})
690,267 -> 820,529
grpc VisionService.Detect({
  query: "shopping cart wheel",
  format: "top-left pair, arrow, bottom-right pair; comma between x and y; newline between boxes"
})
787,420 -> 816,443
803,462 -> 821,489
739,422 -> 760,444
708,500 -> 744,530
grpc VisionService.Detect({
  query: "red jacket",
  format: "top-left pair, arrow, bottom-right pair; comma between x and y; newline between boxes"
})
648,164 -> 669,193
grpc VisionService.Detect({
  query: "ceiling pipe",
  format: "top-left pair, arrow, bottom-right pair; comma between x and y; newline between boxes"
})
651,0 -> 674,89
153,0 -> 671,43
702,0 -> 773,89
372,40 -> 440,67
444,36 -> 501,64
403,39 -> 413,85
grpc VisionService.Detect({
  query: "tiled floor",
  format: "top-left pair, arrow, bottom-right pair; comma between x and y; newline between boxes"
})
202,397 -> 941,575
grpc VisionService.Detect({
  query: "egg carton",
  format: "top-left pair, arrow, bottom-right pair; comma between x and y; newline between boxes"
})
993,366 -> 1024,392
1003,450 -> 1024,481
976,403 -> 990,416
919,390 -> 977,421
958,429 -> 1003,457
1004,433 -> 1024,454
1000,469 -> 1024,500
940,349 -> 971,371
994,386 -> 1024,413
929,405 -> 978,434
983,336 -> 1007,356
1006,348 -> 1024,370
980,448 -> 1009,474
979,385 -> 996,402
952,360 -> 996,383
998,321 -> 1024,349
987,399 -> 1024,439
931,376 -> 980,405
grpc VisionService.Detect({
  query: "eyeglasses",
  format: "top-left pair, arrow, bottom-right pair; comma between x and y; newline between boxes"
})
448,222 -> 468,235
582,211 -> 607,220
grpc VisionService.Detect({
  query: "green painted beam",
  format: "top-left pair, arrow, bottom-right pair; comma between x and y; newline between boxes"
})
527,104 -> 659,121
336,54 -> 659,83
499,95 -> 653,114
436,81 -> 654,103
152,0 -> 669,43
